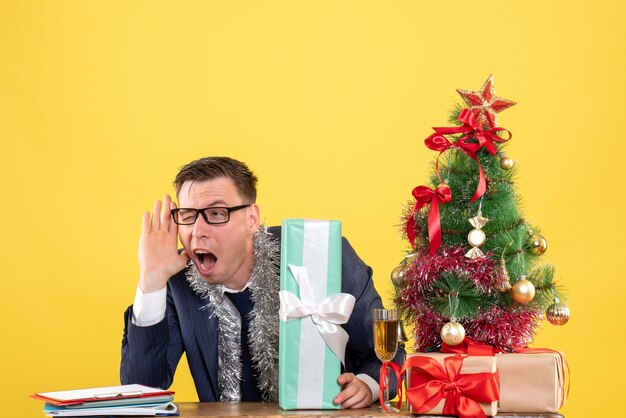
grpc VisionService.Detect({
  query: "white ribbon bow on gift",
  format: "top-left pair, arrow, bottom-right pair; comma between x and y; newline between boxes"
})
279,264 -> 356,365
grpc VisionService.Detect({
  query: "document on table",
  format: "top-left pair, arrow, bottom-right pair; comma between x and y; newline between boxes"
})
32,384 -> 177,416
43,401 -> 178,417
32,384 -> 174,406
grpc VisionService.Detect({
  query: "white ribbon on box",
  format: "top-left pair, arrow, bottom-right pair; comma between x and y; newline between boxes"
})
279,264 -> 355,365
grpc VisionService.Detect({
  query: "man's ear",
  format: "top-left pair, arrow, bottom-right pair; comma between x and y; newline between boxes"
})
247,203 -> 260,233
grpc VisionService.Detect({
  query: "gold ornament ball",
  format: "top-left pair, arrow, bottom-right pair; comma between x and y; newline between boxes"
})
467,228 -> 486,247
546,300 -> 571,326
391,265 -> 407,287
440,321 -> 465,346
500,156 -> 515,170
512,278 -> 536,304
529,234 -> 548,255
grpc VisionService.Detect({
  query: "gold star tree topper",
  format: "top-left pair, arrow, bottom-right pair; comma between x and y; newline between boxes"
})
456,74 -> 516,128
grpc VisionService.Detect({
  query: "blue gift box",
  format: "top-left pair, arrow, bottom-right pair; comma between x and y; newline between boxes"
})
278,219 -> 354,410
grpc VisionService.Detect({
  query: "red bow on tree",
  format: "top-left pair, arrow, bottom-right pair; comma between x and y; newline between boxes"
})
400,355 -> 500,418
406,184 -> 452,255
458,108 -> 511,155
424,108 -> 512,202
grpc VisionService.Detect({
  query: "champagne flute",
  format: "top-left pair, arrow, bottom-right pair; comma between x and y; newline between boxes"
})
373,308 -> 399,412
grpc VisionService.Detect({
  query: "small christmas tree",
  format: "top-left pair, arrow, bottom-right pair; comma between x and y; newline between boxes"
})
394,75 -> 570,351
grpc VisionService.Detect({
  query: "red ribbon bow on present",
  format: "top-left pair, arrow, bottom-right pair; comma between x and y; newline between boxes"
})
400,355 -> 499,418
424,108 -> 512,202
406,184 -> 452,255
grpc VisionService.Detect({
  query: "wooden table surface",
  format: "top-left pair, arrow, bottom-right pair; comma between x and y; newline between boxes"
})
175,402 -> 564,417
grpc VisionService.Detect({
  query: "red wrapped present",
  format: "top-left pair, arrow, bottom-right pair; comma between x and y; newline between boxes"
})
403,353 -> 499,418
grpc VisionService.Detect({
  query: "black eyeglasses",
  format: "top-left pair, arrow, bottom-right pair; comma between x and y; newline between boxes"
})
171,204 -> 250,225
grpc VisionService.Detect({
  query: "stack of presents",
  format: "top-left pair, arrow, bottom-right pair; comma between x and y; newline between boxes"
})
402,343 -> 567,416
278,219 -> 568,416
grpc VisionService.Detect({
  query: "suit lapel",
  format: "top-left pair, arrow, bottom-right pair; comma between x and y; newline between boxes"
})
185,285 -> 219,400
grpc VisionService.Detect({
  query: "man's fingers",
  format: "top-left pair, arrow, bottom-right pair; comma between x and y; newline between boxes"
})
334,374 -> 355,405
160,195 -> 171,231
342,392 -> 367,409
152,199 -> 163,231
145,197 -> 177,235
334,374 -> 372,409
168,200 -> 178,234
138,197 -> 185,293
335,384 -> 365,409
338,373 -> 354,383
141,211 -> 150,235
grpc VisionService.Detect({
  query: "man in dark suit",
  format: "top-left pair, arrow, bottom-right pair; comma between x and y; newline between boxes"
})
120,156 -> 404,408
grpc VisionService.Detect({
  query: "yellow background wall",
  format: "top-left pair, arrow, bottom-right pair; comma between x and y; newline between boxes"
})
1,1 -> 624,416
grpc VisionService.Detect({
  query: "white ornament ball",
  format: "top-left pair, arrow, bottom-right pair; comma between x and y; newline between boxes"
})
440,321 -> 466,346
467,228 -> 486,247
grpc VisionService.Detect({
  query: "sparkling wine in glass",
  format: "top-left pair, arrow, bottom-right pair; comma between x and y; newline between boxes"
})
373,309 -> 399,412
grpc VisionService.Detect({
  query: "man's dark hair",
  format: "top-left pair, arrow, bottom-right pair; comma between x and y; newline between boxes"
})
174,156 -> 258,203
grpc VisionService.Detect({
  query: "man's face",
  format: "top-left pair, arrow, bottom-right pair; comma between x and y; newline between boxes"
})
176,177 -> 260,290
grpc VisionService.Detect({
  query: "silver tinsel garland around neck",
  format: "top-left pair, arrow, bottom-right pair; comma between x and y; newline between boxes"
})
185,226 -> 280,402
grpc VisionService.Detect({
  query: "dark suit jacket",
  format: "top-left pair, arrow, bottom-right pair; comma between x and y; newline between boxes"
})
120,227 -> 405,401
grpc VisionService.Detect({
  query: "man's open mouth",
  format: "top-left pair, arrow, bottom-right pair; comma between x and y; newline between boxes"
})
194,250 -> 217,274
